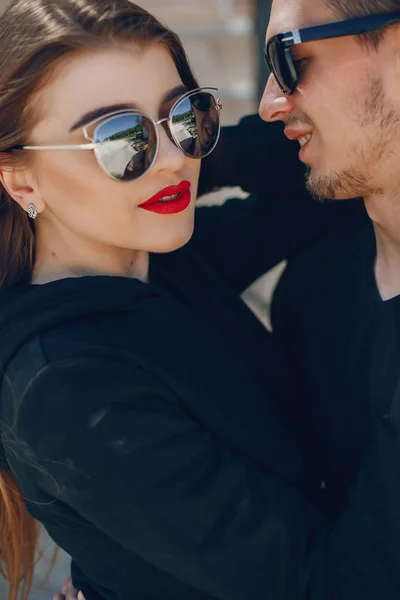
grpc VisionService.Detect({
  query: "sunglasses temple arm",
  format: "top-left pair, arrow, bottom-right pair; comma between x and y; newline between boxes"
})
21,143 -> 98,150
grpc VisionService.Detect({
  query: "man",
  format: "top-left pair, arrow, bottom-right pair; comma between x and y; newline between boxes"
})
259,0 -> 400,597
53,3 -> 400,598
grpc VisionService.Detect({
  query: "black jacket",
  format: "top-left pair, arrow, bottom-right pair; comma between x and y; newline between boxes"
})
1,117 -> 399,600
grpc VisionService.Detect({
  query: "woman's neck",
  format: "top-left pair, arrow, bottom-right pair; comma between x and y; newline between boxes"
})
32,223 -> 150,285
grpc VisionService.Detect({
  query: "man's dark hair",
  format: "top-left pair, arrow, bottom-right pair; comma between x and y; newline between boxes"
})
326,0 -> 399,17
324,0 -> 400,46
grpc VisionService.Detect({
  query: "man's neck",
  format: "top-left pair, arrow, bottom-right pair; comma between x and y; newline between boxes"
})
365,195 -> 400,301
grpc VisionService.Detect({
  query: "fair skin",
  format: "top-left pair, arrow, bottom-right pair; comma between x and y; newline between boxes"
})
54,578 -> 82,600
0,43 -> 200,285
260,0 -> 400,300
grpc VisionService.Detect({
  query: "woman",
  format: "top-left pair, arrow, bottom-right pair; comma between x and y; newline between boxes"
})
0,2 -> 391,600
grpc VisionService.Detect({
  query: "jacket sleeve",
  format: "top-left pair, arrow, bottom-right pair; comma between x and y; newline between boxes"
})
195,114 -> 364,293
198,115 -> 305,198
193,194 -> 363,294
17,356 -> 400,600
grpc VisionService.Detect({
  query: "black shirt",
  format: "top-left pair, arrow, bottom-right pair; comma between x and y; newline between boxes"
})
0,194 -> 327,600
1,120 -> 400,600
273,208 -> 400,508
203,115 -> 400,599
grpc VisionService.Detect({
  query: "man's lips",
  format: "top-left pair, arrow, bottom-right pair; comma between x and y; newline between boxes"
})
284,128 -> 313,142
284,129 -> 313,158
139,181 -> 191,207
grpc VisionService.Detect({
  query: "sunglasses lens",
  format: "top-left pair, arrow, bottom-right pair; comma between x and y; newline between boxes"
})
268,39 -> 295,94
94,114 -> 157,181
171,91 -> 220,159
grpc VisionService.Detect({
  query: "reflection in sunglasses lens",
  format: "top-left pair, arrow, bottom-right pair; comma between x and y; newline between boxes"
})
191,94 -> 212,112
92,91 -> 220,181
171,92 -> 219,159
94,114 -> 156,181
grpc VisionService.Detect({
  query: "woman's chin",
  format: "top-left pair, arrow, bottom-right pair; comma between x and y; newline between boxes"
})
148,223 -> 195,254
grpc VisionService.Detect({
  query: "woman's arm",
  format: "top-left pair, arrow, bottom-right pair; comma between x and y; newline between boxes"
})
195,114 -> 364,294
198,115 -> 305,198
18,355 -> 400,600
193,193 -> 364,294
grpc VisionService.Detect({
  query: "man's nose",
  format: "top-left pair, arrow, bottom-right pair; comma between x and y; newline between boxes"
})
259,73 -> 296,123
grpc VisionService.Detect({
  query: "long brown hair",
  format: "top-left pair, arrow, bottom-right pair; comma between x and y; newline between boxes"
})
0,1 -> 198,598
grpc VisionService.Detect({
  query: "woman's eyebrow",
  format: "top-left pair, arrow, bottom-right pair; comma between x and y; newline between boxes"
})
69,85 -> 189,132
70,103 -> 136,131
162,84 -> 188,104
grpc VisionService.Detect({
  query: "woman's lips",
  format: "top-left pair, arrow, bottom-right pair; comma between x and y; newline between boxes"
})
139,181 -> 192,215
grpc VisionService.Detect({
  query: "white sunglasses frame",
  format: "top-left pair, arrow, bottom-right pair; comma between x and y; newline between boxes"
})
19,87 -> 222,182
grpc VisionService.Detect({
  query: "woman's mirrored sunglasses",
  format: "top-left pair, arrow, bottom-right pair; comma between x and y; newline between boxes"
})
11,87 -> 222,182
265,11 -> 400,95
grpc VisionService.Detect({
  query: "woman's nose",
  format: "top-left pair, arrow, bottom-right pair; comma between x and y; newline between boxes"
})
153,123 -> 186,175
259,73 -> 295,123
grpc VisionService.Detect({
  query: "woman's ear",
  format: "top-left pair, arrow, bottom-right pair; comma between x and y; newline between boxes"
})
0,166 -> 45,215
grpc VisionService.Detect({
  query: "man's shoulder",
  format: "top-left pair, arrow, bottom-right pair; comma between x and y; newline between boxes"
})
285,208 -> 372,281
272,208 -> 374,330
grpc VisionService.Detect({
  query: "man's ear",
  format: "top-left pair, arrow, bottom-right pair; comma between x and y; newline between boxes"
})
0,166 -> 45,215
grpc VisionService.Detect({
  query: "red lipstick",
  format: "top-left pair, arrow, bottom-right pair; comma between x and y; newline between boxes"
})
139,181 -> 191,215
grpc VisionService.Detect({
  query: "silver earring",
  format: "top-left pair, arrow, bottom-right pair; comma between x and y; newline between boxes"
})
27,203 -> 38,220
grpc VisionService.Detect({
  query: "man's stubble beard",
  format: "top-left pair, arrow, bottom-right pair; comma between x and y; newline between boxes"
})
305,75 -> 400,203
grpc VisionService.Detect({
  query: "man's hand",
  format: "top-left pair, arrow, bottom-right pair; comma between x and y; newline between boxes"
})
53,576 -> 85,600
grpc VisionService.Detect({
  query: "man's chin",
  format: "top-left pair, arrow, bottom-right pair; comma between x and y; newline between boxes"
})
305,169 -> 357,202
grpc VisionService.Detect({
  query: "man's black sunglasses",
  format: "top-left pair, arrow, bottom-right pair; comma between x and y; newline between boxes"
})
265,11 -> 400,95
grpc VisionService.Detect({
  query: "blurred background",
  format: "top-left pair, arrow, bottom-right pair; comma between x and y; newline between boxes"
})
0,0 -> 279,598
140,0 -> 270,125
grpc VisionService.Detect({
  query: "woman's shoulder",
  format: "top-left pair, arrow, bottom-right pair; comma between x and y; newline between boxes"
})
1,333 -> 185,486
0,275 -> 172,356
0,275 -> 186,411
0,273 -> 224,413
